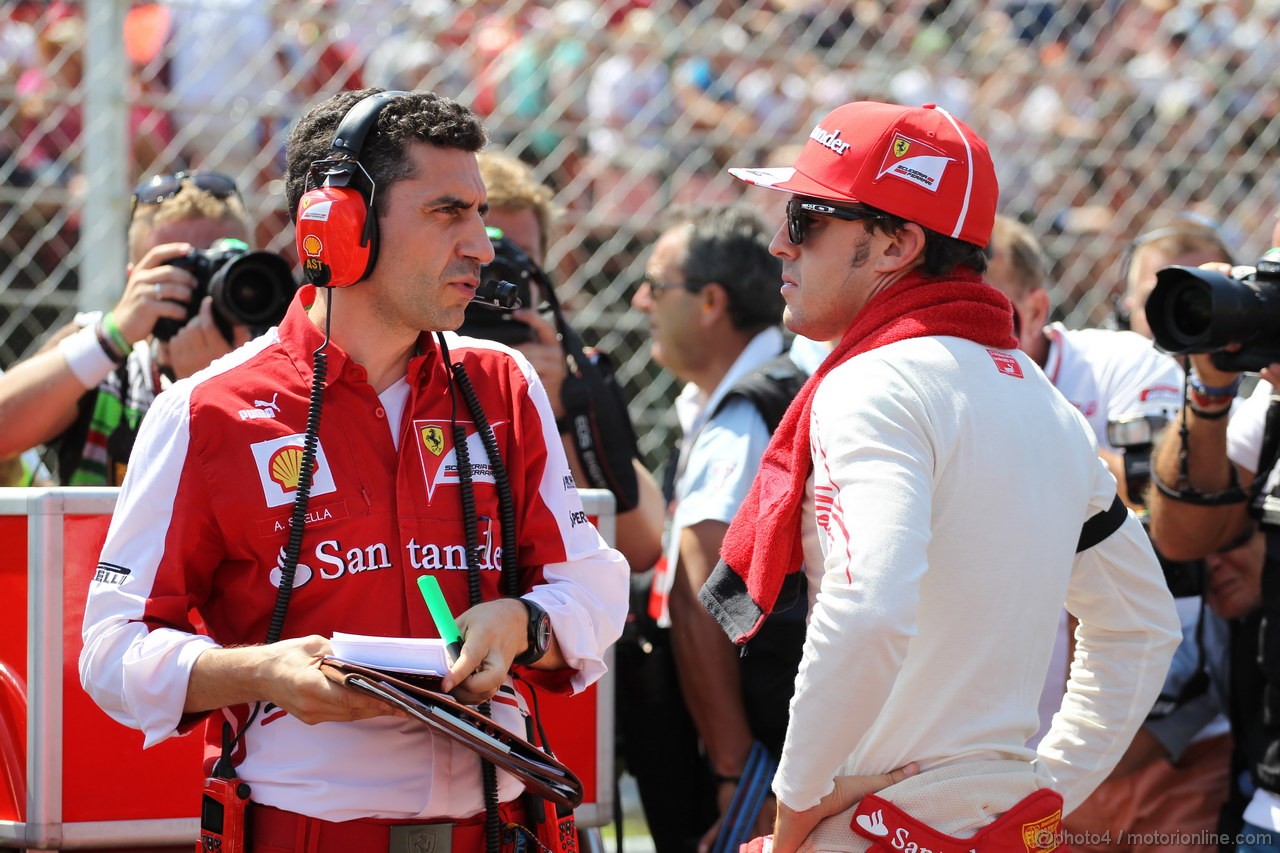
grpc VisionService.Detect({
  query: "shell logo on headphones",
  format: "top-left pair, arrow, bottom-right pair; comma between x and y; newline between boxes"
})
300,232 -> 328,283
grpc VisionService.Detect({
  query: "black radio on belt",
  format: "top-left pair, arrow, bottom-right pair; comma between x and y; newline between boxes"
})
198,776 -> 251,852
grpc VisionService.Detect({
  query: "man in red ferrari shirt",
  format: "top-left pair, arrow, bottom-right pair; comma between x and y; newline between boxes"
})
79,88 -> 629,850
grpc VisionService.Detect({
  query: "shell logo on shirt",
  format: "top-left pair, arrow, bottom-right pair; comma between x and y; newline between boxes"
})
269,447 -> 310,489
414,419 -> 505,502
250,434 -> 337,508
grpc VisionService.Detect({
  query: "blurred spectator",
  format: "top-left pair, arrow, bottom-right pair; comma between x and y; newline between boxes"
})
362,30 -> 443,94
277,0 -> 373,97
16,14 -> 82,187
0,0 -> 38,88
124,4 -> 177,180
672,22 -> 758,158
490,1 -> 593,165
0,173 -> 258,484
586,6 -> 670,147
160,0 -> 286,182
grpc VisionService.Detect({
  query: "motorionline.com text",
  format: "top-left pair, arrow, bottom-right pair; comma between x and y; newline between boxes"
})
1033,829 -> 1276,848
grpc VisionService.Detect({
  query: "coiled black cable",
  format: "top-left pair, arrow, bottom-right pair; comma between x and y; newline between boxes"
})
438,332 -> 512,853
448,360 -> 519,598
268,333 -> 329,644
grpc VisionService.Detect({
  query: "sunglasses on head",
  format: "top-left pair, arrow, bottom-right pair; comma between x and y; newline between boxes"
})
130,171 -> 240,216
786,198 -> 888,245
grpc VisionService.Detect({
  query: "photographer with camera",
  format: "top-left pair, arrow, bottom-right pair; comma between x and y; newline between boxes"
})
987,215 -> 1232,852
1147,216 -> 1280,850
0,171 -> 295,485
475,150 -> 664,573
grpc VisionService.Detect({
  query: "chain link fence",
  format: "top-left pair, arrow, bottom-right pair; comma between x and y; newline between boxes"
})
1,0 -> 1278,467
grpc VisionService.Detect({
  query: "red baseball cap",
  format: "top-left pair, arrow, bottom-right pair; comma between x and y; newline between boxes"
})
730,101 -> 998,248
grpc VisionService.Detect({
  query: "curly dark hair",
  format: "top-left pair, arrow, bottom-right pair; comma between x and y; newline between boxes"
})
284,88 -> 488,223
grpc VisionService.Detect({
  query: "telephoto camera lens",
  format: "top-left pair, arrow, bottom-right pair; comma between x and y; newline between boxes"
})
1166,284 -> 1212,342
152,239 -> 297,343
210,251 -> 297,329
1145,249 -> 1280,372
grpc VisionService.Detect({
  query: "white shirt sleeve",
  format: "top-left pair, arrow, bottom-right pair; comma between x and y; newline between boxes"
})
1228,382 -> 1273,475
1096,333 -> 1183,424
1035,459 -> 1181,812
78,385 -> 223,747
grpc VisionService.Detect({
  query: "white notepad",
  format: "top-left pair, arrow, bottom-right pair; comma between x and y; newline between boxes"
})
329,633 -> 450,676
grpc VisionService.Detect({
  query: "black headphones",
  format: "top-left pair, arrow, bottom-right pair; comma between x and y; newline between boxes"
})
1113,214 -> 1233,330
294,90 -> 409,287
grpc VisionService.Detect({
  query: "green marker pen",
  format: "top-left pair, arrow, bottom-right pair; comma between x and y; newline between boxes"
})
416,574 -> 463,665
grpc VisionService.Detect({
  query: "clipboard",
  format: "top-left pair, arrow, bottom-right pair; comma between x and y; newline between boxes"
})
319,657 -> 584,809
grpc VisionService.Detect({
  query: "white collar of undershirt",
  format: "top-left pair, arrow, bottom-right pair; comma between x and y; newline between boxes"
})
379,377 -> 411,450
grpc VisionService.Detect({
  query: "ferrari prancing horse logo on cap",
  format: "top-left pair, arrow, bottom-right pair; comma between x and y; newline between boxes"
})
878,132 -> 953,193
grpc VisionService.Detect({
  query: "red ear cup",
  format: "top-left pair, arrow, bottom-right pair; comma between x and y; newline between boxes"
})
295,185 -> 377,287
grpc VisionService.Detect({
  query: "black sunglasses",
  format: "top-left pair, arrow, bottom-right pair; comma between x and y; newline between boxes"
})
130,171 -> 240,216
640,271 -> 689,299
786,198 -> 888,245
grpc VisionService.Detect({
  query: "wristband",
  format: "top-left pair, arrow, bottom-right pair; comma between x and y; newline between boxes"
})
101,311 -> 131,354
58,324 -> 120,389
1187,401 -> 1232,420
1188,392 -> 1236,411
93,322 -> 125,361
1187,371 -> 1242,400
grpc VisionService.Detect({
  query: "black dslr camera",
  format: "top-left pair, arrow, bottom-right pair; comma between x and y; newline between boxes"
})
152,238 -> 297,343
457,230 -> 540,346
459,227 -> 641,512
1145,247 -> 1280,373
1107,412 -> 1205,597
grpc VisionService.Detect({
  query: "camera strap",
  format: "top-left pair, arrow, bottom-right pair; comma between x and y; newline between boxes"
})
1150,370 -> 1248,506
539,276 -> 640,512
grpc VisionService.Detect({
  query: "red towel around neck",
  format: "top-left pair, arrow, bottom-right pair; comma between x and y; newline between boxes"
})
698,268 -> 1017,643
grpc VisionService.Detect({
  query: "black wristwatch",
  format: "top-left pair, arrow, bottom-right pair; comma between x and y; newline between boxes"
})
514,597 -> 551,667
